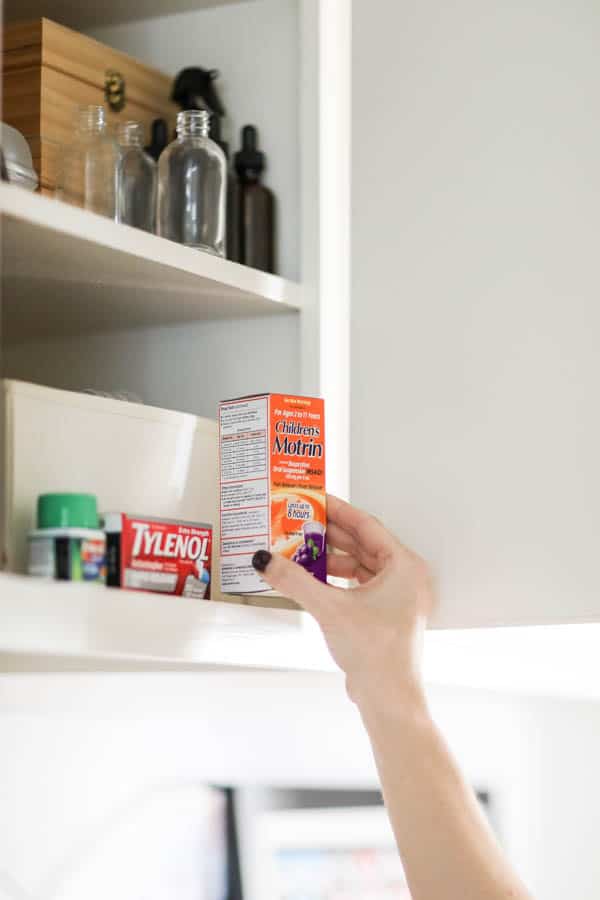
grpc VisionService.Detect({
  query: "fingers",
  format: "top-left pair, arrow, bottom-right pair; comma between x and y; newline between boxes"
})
327,552 -> 360,579
254,551 -> 337,618
327,522 -> 379,573
327,552 -> 375,584
327,494 -> 398,559
326,521 -> 357,556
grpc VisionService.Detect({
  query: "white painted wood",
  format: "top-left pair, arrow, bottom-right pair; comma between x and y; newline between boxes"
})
298,0 -> 321,399
351,0 -> 600,628
0,2 -> 356,667
4,565 -> 600,696
297,0 -> 351,510
4,0 -> 248,29
1,184 -> 301,345
0,573 -> 332,671
296,0 -> 351,498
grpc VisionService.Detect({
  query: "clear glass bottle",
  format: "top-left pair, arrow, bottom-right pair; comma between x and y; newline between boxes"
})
157,109 -> 227,256
116,121 -> 157,233
56,105 -> 120,219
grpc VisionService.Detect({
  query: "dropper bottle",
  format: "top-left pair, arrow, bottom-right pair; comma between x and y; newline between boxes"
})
234,125 -> 275,273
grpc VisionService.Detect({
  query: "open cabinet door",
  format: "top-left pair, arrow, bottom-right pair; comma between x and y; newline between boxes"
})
351,0 -> 600,628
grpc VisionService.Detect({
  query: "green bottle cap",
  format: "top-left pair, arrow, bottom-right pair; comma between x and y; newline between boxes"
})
37,493 -> 99,530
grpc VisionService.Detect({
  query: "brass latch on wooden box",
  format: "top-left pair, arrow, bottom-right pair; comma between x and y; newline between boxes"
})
2,18 -> 177,193
104,69 -> 126,112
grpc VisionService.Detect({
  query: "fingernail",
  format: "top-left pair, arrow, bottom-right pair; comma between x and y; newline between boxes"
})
252,550 -> 272,572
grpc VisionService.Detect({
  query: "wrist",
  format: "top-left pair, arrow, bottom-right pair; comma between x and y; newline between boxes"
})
349,665 -> 430,729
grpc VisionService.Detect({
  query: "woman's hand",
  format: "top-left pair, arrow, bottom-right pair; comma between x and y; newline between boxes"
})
254,498 -> 533,900
252,494 -> 434,707
254,497 -> 533,900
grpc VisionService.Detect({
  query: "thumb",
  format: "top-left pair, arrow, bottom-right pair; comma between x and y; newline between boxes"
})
252,550 -> 334,619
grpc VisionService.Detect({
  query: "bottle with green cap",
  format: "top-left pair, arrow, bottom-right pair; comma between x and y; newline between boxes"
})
28,493 -> 106,582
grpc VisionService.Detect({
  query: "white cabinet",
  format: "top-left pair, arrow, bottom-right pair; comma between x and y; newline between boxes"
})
351,0 -> 600,628
7,0 -> 598,642
0,0 -> 350,670
1,0 -> 349,463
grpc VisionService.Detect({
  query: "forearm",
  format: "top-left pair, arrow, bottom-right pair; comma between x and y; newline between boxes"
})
356,677 -> 532,900
254,497 -> 531,897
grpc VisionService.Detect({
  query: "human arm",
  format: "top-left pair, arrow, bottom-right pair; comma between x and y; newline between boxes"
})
252,495 -> 533,900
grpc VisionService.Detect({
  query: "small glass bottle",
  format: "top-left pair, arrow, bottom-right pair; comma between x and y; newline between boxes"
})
157,109 -> 227,256
56,105 -> 120,219
116,121 -> 157,233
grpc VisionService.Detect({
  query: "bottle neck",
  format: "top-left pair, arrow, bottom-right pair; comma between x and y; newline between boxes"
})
177,109 -> 211,140
117,121 -> 144,147
239,167 -> 262,184
76,105 -> 107,135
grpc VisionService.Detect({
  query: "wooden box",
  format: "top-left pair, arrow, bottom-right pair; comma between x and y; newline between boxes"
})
2,18 -> 178,194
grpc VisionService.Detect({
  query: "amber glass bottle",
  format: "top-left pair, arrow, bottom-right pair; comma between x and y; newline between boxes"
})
234,125 -> 275,273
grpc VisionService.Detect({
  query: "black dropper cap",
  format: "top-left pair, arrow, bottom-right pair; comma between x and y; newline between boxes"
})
234,125 -> 265,179
171,67 -> 225,116
145,118 -> 169,161
171,67 -> 227,152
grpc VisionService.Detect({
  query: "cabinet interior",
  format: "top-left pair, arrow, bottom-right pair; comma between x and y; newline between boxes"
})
1,0 -> 304,413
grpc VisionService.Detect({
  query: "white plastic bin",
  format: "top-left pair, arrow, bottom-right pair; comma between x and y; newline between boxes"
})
0,380 -> 220,592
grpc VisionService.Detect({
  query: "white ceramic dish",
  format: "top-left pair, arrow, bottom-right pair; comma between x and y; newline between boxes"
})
0,122 -> 38,191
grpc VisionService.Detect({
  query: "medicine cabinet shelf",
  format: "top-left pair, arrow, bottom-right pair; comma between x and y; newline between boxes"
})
0,572 -> 333,673
0,183 -> 301,345
5,572 -> 600,700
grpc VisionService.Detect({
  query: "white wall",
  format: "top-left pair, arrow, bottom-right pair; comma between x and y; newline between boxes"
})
1,671 -> 600,900
351,0 -> 600,628
1,313 -> 300,419
428,688 -> 583,900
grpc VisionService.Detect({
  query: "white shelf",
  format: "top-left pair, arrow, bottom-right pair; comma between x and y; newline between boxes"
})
6,570 -> 600,702
0,184 -> 301,345
0,573 -> 333,672
4,0 -> 247,29
5,573 -> 600,699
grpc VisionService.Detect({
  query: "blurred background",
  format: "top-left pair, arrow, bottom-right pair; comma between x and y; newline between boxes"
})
1,667 -> 599,900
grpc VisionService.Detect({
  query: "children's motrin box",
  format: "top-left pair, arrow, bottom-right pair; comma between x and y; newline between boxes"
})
219,393 -> 326,593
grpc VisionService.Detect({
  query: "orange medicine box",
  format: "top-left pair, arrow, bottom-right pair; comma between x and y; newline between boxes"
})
219,393 -> 326,593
